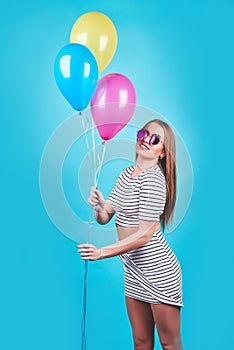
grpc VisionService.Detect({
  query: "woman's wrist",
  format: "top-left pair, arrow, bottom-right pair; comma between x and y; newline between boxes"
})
94,206 -> 103,213
94,200 -> 105,212
94,206 -> 110,225
99,248 -> 104,259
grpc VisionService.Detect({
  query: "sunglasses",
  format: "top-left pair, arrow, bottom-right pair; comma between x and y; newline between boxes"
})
136,129 -> 162,145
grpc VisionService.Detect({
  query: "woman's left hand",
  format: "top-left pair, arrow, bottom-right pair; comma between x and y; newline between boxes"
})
77,244 -> 102,260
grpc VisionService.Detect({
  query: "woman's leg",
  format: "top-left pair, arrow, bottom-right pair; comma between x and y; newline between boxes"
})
150,303 -> 183,350
125,296 -> 155,350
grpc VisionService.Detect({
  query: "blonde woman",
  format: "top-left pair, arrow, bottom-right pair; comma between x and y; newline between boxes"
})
78,119 -> 184,350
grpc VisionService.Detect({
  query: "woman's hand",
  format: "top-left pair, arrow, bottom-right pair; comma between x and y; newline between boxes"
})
88,186 -> 115,225
88,186 -> 105,212
77,243 -> 102,260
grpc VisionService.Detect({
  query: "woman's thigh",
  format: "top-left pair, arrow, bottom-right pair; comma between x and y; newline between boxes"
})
125,296 -> 155,347
150,303 -> 183,350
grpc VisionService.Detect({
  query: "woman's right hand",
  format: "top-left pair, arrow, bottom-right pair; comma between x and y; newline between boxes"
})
88,186 -> 105,212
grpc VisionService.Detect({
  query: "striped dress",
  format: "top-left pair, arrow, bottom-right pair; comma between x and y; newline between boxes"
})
106,165 -> 184,308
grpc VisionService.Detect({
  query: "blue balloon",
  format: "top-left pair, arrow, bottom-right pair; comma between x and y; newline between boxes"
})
54,43 -> 98,111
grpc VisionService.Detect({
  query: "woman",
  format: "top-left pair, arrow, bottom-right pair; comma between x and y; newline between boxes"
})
77,119 -> 184,350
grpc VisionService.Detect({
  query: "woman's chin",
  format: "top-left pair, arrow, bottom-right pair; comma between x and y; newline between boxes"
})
136,150 -> 154,160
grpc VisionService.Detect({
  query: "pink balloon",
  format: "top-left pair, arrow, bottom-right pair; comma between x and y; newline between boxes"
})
90,73 -> 136,140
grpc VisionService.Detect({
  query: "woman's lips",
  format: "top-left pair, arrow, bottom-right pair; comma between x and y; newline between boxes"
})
140,143 -> 150,150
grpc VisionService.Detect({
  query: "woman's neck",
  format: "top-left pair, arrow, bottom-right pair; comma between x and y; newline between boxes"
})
134,157 -> 158,174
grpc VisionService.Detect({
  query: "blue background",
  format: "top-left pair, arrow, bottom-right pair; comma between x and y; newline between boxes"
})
1,0 -> 234,349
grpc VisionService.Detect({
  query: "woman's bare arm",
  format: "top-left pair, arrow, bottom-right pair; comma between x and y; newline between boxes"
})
78,221 -> 160,260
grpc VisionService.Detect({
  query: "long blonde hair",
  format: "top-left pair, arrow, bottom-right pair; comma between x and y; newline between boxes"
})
144,119 -> 177,232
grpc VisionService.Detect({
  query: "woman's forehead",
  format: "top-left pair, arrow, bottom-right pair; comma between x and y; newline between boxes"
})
144,122 -> 164,137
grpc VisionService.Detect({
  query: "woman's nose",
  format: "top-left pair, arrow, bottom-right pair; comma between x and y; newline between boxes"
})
143,135 -> 151,143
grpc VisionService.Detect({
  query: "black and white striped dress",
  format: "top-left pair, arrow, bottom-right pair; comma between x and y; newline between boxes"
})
106,165 -> 184,308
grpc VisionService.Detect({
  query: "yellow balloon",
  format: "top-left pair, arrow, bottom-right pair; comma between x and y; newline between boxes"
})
70,12 -> 118,74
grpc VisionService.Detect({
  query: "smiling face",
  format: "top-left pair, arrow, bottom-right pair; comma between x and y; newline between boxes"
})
136,122 -> 166,161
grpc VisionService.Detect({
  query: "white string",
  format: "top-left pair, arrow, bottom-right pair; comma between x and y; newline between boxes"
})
81,112 -> 94,176
79,112 -> 107,350
95,141 -> 106,185
79,111 -> 93,350
91,117 -> 97,188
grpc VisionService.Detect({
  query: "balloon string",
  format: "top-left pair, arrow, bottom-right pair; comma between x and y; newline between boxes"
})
81,143 -> 104,349
95,141 -> 106,185
81,112 -> 94,176
79,113 -> 106,350
91,117 -> 97,187
81,209 -> 94,350
81,259 -> 88,350
80,111 -> 94,350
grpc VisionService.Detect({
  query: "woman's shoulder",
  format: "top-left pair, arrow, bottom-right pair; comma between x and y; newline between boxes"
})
143,165 -> 164,176
121,165 -> 135,175
141,166 -> 166,184
115,165 -> 134,180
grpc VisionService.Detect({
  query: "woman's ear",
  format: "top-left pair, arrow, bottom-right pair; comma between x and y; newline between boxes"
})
160,144 -> 166,159
160,151 -> 166,159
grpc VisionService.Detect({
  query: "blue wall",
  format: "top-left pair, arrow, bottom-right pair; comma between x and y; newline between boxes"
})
1,0 -> 234,349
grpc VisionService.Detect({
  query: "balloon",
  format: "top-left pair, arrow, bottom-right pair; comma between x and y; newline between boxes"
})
54,43 -> 98,111
91,73 -> 136,140
70,12 -> 117,74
